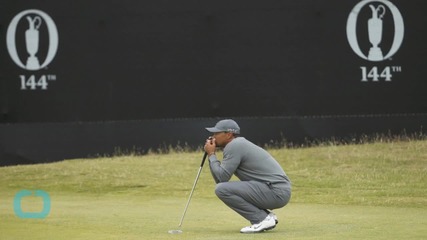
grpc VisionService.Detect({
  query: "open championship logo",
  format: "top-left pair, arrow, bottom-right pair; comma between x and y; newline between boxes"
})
14,190 -> 51,219
346,0 -> 404,62
6,9 -> 58,71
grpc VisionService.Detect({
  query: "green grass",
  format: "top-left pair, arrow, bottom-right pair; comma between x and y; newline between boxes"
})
1,140 -> 426,239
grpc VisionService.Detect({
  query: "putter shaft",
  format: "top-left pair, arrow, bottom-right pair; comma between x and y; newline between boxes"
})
178,152 -> 208,227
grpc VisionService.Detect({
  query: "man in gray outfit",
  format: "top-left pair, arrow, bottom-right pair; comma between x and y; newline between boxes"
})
204,119 -> 291,233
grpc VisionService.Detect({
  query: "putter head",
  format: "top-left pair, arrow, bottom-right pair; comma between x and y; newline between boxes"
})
168,229 -> 183,234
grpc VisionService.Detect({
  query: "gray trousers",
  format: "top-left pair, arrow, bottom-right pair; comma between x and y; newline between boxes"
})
215,181 -> 291,224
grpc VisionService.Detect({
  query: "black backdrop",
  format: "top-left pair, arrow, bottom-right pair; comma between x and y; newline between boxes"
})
1,0 -> 426,165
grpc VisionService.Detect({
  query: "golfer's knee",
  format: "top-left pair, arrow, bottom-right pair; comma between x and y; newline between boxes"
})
215,182 -> 228,198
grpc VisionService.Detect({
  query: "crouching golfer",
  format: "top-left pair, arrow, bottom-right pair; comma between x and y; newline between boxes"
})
204,119 -> 291,233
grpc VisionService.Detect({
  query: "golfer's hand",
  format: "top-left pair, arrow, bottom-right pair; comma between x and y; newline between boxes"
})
204,137 -> 216,156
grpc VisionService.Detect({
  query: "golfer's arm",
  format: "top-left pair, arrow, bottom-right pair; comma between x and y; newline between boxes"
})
208,154 -> 233,183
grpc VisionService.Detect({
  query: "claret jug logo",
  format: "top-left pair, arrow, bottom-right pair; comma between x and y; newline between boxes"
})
7,9 -> 58,70
346,0 -> 404,82
6,9 -> 59,90
347,0 -> 404,61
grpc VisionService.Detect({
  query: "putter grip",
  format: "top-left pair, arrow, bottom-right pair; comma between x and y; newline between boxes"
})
200,152 -> 208,167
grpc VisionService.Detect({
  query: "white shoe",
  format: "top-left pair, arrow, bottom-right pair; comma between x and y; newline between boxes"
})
268,212 -> 278,224
240,215 -> 276,233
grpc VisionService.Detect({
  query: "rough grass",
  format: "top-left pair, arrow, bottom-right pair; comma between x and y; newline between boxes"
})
0,140 -> 426,239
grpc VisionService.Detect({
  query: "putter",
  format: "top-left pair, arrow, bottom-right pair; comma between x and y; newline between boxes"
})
168,151 -> 208,234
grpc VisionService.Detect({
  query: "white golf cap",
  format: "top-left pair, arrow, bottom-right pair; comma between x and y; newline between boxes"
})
205,119 -> 240,134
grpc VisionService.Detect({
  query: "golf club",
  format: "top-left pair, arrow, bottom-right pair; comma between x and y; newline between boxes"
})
168,151 -> 208,234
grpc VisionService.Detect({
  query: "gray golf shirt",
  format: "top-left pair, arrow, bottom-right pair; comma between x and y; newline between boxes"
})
208,137 -> 291,185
